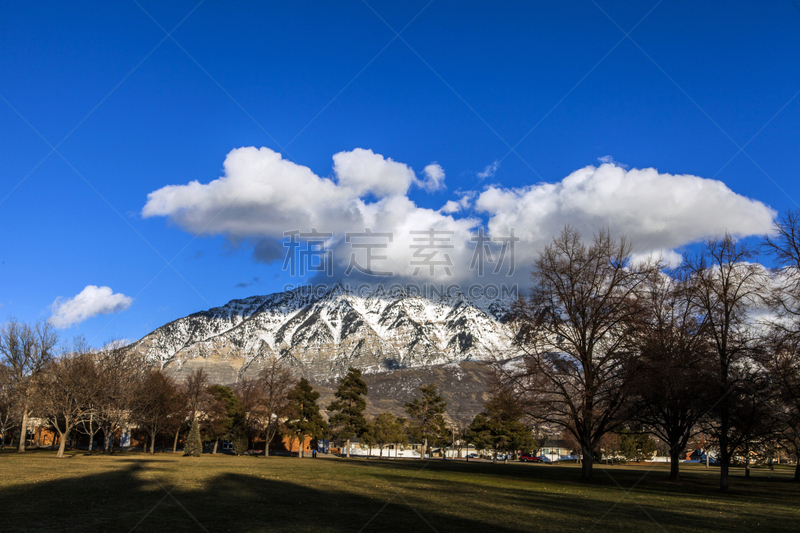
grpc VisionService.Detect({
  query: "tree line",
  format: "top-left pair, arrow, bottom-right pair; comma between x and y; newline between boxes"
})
0,330 -> 452,460
498,210 -> 800,490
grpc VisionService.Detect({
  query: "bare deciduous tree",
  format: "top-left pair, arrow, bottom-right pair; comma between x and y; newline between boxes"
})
184,367 -> 211,422
95,341 -> 144,453
39,340 -> 98,458
0,362 -> 18,450
508,227 -> 655,482
132,370 -> 180,454
683,233 -> 768,491
762,209 -> 800,481
235,357 -> 295,456
0,318 -> 58,452
626,271 -> 716,481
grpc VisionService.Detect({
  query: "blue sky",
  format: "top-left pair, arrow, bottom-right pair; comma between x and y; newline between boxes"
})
1,1 -> 799,346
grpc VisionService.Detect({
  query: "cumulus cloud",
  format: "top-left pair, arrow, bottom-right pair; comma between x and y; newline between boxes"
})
333,148 -> 417,197
478,160 -> 499,180
143,149 -> 775,285
476,163 -> 775,275
439,191 -> 475,214
50,286 -> 133,328
440,200 -> 462,214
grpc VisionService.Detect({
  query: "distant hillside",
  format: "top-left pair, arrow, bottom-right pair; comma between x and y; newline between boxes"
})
313,360 -> 496,426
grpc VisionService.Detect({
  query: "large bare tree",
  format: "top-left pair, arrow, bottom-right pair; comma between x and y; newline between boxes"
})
762,208 -> 800,481
39,341 -> 98,458
95,341 -> 145,452
508,227 -> 655,482
0,319 -> 58,452
131,369 -> 181,454
0,362 -> 17,450
682,233 -> 768,491
235,357 -> 295,456
184,367 -> 212,422
626,271 -> 716,481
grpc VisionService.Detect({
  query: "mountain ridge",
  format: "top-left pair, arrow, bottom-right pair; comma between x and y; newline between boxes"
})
132,282 -> 517,383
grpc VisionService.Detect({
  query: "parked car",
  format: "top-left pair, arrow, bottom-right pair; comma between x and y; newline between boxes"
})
467,453 -> 480,459
519,453 -> 543,462
495,453 -> 507,461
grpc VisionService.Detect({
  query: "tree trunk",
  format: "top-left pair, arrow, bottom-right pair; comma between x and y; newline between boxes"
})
299,435 -> 304,458
173,429 -> 180,453
580,450 -> 594,482
794,460 -> 800,482
669,447 -> 681,481
719,377 -> 730,492
212,439 -> 219,455
422,438 -> 427,460
745,441 -> 751,479
150,433 -> 156,455
18,405 -> 28,453
56,432 -> 67,458
720,448 -> 730,492
346,438 -> 350,459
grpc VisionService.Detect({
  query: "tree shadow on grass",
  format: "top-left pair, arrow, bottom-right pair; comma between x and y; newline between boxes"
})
0,457 -> 527,532
1,456 -> 798,533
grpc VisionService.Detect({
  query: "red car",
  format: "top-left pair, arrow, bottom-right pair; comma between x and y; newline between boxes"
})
519,453 -> 543,462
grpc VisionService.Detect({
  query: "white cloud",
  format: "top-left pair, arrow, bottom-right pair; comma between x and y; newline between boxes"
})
476,163 -> 775,273
50,286 -> 133,328
597,155 -> 628,168
440,200 -> 462,214
439,191 -> 474,214
143,149 -> 775,284
478,160 -> 499,180
419,163 -> 446,192
333,148 -> 416,197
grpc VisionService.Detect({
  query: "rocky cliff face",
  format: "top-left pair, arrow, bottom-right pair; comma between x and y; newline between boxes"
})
132,282 -> 516,383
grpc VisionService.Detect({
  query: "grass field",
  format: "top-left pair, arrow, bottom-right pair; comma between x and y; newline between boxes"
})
0,450 -> 797,532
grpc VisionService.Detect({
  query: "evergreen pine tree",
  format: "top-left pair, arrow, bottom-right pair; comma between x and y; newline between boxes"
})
466,388 -> 534,462
286,378 -> 327,458
405,383 -> 448,459
327,367 -> 368,458
185,417 -> 202,457
370,412 -> 407,459
231,422 -> 249,456
620,425 -> 657,462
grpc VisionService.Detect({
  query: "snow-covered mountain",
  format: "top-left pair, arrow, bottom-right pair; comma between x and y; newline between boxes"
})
132,282 -> 516,383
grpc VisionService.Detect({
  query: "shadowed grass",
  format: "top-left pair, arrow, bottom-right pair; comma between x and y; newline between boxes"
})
0,450 -> 797,532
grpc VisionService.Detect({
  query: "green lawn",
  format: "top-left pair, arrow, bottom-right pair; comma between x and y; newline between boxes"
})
0,450 -> 797,532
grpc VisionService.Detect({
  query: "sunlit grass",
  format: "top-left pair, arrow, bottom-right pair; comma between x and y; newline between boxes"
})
0,449 -> 797,532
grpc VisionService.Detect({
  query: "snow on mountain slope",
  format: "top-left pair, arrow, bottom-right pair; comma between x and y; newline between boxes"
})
132,283 -> 516,383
